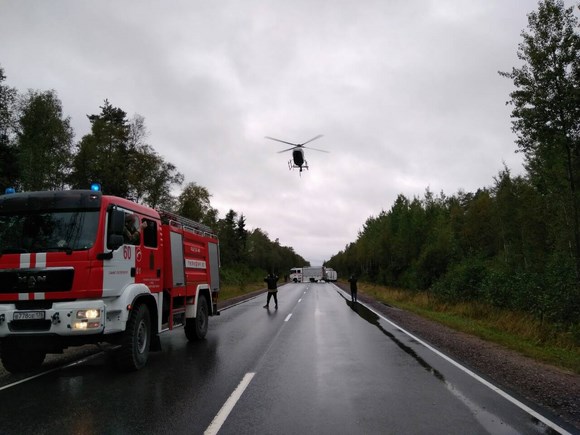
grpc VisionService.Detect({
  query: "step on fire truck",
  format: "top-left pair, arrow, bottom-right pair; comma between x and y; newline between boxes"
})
0,187 -> 220,373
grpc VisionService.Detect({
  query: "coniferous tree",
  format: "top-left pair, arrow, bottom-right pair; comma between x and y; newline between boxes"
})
500,0 -> 580,278
70,100 -> 130,196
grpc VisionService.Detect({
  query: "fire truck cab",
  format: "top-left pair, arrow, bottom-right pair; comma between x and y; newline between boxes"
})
0,188 -> 220,373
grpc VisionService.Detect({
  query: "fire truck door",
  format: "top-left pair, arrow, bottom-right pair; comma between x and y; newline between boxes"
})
136,217 -> 162,292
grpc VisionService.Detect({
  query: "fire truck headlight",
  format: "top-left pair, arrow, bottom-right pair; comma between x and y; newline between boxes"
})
76,309 -> 101,320
72,320 -> 101,330
73,321 -> 88,330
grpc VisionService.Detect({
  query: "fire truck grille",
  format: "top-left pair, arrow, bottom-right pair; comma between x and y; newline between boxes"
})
0,268 -> 74,293
14,301 -> 54,310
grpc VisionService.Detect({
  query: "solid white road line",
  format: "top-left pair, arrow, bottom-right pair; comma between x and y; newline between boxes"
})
333,285 -> 573,435
205,372 -> 255,435
0,352 -> 103,392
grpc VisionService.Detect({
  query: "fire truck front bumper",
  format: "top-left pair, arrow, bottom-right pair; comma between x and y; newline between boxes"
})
0,301 -> 106,337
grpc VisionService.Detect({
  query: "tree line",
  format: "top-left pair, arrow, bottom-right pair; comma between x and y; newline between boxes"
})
0,67 -> 306,280
326,0 -> 580,333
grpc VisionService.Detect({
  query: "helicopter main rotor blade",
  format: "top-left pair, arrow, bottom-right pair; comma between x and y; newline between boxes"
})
277,147 -> 296,153
302,134 -> 324,145
265,136 -> 299,147
303,146 -> 329,153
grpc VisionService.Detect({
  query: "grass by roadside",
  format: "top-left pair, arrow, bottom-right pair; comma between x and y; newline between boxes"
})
355,281 -> 580,374
219,282 -> 265,301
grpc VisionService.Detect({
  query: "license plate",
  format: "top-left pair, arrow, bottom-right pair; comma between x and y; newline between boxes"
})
13,311 -> 45,321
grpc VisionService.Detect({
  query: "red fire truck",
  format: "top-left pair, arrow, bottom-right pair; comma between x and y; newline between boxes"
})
0,187 -> 220,373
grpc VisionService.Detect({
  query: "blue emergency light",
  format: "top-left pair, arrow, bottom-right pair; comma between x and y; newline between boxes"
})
90,183 -> 101,192
4,187 -> 15,194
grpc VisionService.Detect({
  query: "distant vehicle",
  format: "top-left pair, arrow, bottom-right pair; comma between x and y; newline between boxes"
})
289,267 -> 303,283
265,135 -> 328,175
324,268 -> 337,282
302,266 -> 325,282
289,266 -> 327,283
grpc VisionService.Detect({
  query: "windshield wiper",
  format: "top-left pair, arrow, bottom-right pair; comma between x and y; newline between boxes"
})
44,246 -> 73,255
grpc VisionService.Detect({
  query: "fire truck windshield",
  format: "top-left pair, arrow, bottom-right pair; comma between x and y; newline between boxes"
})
0,210 -> 100,253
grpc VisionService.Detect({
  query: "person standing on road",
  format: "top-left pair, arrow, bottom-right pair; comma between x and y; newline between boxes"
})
348,275 -> 358,303
263,272 -> 279,309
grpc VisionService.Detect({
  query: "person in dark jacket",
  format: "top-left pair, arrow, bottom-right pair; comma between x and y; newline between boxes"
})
348,275 -> 358,303
263,273 -> 279,309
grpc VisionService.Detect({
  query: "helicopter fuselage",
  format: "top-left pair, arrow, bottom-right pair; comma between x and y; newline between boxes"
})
292,148 -> 305,167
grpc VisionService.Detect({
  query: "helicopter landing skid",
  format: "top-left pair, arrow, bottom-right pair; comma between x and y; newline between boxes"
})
288,160 -> 308,172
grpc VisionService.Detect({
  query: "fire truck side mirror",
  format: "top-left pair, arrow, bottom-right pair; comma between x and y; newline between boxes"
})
107,209 -> 125,250
108,234 -> 124,250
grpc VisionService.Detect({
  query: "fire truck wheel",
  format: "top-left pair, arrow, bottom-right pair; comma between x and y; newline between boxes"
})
115,303 -> 151,371
0,339 -> 46,373
185,296 -> 208,341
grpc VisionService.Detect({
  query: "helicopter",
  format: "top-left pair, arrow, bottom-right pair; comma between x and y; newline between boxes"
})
265,134 -> 328,174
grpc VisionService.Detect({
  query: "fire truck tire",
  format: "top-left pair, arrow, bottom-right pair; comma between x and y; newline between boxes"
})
115,303 -> 151,371
185,296 -> 208,341
0,340 -> 46,373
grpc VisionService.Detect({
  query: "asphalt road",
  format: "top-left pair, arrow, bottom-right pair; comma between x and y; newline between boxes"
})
0,283 -> 574,434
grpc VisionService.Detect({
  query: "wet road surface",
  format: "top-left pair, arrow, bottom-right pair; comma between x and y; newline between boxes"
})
0,283 -> 574,434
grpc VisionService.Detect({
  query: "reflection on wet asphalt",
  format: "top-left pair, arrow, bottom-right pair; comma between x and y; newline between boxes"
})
338,290 -> 446,382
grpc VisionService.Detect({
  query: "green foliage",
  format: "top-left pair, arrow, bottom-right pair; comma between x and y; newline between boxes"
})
176,182 -> 217,228
217,209 -> 244,266
431,256 -> 487,302
0,66 -> 18,190
235,227 -> 306,276
500,0 -> 580,278
327,169 -> 580,331
17,90 -> 73,191
70,100 -> 131,196
220,264 -> 262,289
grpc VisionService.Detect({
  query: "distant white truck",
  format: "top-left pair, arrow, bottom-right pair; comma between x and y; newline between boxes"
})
302,266 -> 325,282
289,267 -> 303,283
324,268 -> 337,282
289,266 -> 326,283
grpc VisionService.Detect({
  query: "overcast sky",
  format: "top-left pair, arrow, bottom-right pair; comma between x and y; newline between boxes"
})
1,1 -> 565,266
